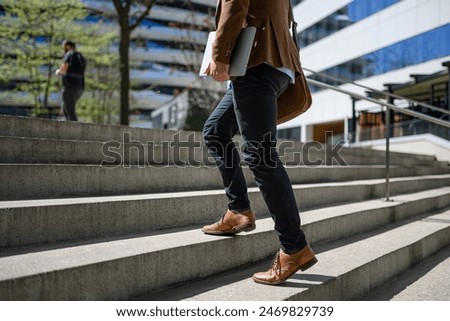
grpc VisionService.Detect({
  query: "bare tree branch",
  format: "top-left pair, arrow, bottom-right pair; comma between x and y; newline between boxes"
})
129,0 -> 158,31
112,0 -> 134,15
111,0 -> 126,16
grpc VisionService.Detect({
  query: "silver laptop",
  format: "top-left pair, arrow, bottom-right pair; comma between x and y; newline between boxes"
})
199,27 -> 257,77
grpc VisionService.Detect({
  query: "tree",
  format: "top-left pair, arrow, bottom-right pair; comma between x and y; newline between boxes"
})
0,0 -> 87,116
0,0 -> 117,121
111,0 -> 160,126
76,31 -> 120,124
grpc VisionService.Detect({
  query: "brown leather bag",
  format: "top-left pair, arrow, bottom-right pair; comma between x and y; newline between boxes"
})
277,70 -> 312,124
276,0 -> 312,125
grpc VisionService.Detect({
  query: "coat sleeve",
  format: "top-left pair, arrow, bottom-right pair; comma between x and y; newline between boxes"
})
213,0 -> 250,64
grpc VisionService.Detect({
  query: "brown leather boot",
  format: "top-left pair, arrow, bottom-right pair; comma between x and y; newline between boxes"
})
201,209 -> 256,235
252,245 -> 318,285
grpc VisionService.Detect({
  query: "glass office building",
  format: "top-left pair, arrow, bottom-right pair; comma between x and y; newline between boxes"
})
279,0 -> 450,143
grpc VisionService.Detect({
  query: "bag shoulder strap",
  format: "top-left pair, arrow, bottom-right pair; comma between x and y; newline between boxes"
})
288,0 -> 299,49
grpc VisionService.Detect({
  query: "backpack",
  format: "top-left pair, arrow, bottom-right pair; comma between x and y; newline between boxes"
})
67,51 -> 86,79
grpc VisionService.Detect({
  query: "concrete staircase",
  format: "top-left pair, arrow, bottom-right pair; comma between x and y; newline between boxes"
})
0,114 -> 449,300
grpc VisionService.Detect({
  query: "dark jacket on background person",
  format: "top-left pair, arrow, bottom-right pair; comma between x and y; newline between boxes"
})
62,50 -> 86,90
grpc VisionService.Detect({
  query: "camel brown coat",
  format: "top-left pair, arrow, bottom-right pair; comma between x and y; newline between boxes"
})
213,0 -> 312,124
213,0 -> 302,75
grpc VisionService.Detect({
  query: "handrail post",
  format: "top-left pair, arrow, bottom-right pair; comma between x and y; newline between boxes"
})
442,61 -> 450,110
383,86 -> 397,202
383,86 -> 396,202
350,97 -> 358,144
384,103 -> 391,201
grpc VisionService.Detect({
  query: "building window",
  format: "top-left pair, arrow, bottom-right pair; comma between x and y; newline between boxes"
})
278,127 -> 301,141
309,24 -> 450,92
299,0 -> 402,48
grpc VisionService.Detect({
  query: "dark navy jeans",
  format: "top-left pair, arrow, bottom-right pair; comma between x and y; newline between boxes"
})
62,86 -> 83,121
203,64 -> 307,254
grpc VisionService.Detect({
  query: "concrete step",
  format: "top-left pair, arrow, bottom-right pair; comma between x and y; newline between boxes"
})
361,245 -> 450,300
0,114 -> 189,143
329,147 -> 439,167
1,159 -> 449,200
0,188 -> 449,300
1,134 -> 444,168
0,114 -> 442,167
1,176 -> 449,249
0,135 -> 213,166
140,209 -> 450,301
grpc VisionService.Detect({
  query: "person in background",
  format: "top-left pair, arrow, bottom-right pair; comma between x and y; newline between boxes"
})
55,40 -> 86,121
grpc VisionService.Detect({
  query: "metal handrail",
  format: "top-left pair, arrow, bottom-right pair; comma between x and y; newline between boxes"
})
306,78 -> 450,128
306,77 -> 450,202
303,67 -> 450,116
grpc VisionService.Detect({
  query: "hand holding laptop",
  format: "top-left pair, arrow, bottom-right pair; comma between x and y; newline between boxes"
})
203,60 -> 230,82
199,27 -> 257,80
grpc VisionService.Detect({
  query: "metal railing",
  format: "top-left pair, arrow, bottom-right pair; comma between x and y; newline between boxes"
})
303,67 -> 450,116
305,75 -> 450,201
355,118 -> 450,142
